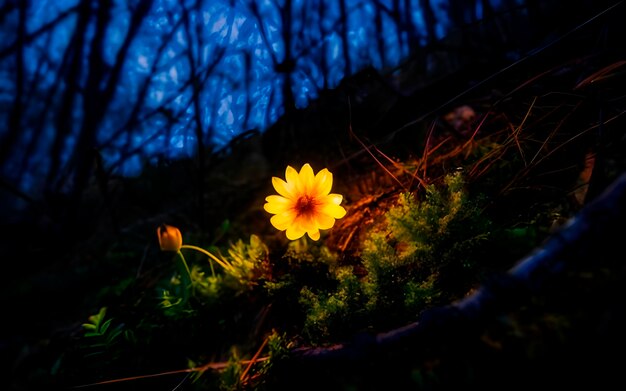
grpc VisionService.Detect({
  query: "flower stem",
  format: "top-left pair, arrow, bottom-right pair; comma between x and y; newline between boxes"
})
177,250 -> 192,277
207,257 -> 216,279
176,250 -> 193,300
181,245 -> 233,272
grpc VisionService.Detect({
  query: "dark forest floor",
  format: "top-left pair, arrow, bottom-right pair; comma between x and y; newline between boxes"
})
3,3 -> 626,390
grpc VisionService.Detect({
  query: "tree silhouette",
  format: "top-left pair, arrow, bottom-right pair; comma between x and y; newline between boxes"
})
0,0 -> 606,223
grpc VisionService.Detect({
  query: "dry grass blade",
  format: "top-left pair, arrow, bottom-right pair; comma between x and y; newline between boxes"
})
240,336 -> 270,384
347,120 -> 407,192
72,356 -> 270,388
574,60 -> 626,90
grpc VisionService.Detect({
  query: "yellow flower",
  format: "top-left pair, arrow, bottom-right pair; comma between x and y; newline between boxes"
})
264,163 -> 347,241
158,224 -> 182,252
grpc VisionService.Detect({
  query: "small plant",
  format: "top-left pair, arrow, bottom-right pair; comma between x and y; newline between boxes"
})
157,225 -> 272,316
251,330 -> 294,388
158,223 -> 235,275
299,266 -> 367,343
191,265 -> 223,300
81,307 -> 124,358
218,347 -> 245,391
265,330 -> 293,365
225,234 -> 270,285
282,235 -> 338,264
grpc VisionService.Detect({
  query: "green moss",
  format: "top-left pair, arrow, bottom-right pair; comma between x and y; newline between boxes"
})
404,274 -> 439,313
218,347 -> 245,391
191,266 -> 223,302
360,171 -> 492,320
299,266 -> 368,343
293,172 -> 499,341
283,236 -> 338,265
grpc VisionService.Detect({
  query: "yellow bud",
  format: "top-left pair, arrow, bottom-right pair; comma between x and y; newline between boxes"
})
158,224 -> 182,252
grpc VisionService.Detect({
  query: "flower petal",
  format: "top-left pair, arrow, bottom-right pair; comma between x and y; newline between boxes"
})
307,229 -> 320,241
264,195 -> 293,214
286,225 -> 306,240
322,204 -> 347,219
270,212 -> 294,231
298,163 -> 315,194
296,215 -> 317,232
326,193 -> 343,205
285,165 -> 299,186
272,177 -> 295,198
315,213 -> 335,230
313,168 -> 332,196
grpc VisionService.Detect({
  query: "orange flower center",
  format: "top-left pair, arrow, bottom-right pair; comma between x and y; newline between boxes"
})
294,195 -> 317,217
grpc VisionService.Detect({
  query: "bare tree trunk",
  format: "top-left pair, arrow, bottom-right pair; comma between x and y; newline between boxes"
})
0,1 -> 17,25
338,0 -> 352,75
243,51 -> 252,130
0,0 -> 26,175
182,0 -> 208,228
280,0 -> 296,114
419,0 -> 438,45
65,0 -> 153,223
46,0 -> 90,191
0,4 -> 79,60
373,2 -> 386,68
18,29 -> 58,179
98,17 -> 182,152
391,0 -> 405,55
403,0 -> 421,50
318,0 -> 329,90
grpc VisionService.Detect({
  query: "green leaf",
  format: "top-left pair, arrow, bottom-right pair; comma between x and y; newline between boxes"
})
99,318 -> 112,334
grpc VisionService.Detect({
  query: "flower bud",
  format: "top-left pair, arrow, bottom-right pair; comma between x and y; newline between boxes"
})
158,224 -> 182,252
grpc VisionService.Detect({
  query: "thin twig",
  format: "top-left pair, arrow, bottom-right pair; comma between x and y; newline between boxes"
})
240,336 -> 270,383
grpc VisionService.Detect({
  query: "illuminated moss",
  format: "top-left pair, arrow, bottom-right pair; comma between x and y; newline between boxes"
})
361,171 -> 491,320
299,266 -> 367,343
